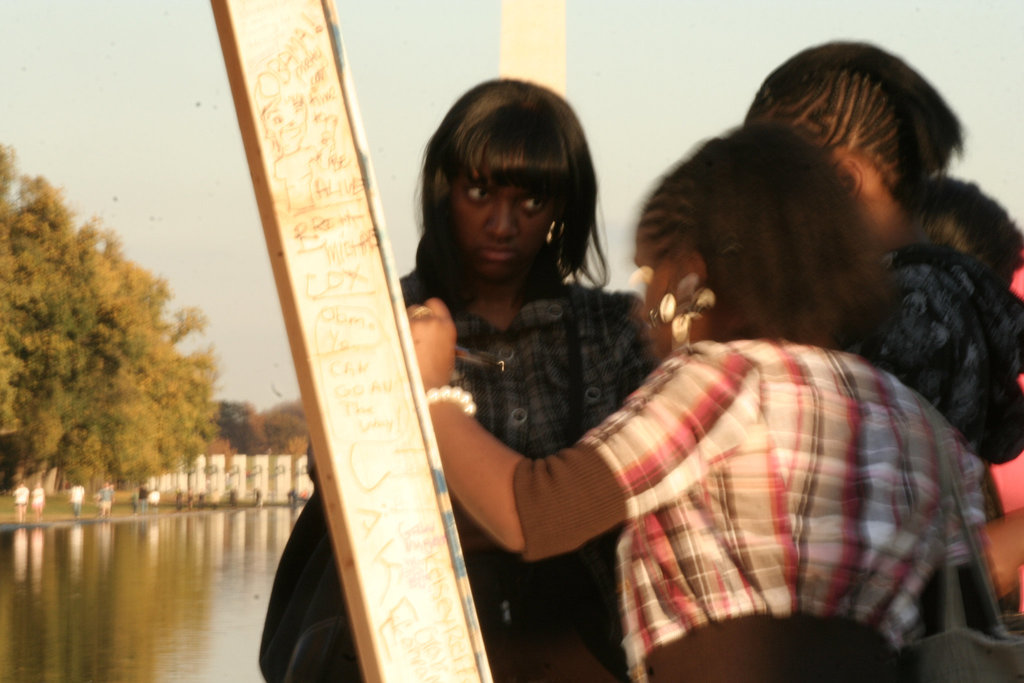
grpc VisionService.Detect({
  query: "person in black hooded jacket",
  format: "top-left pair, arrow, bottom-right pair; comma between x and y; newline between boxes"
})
746,41 -> 1024,468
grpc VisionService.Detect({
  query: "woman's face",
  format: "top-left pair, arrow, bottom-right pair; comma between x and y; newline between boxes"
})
449,171 -> 559,293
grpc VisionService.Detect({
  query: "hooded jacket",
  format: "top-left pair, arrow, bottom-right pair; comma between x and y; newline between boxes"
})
849,243 -> 1024,465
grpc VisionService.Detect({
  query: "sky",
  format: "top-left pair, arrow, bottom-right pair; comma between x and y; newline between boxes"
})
2,0 -> 1022,410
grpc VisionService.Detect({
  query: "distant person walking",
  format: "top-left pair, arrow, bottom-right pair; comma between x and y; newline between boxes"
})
13,482 -> 29,523
30,484 -> 45,522
98,482 -> 114,518
138,485 -> 149,514
69,483 -> 85,519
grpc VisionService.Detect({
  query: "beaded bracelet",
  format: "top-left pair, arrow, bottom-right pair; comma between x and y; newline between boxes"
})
425,385 -> 477,416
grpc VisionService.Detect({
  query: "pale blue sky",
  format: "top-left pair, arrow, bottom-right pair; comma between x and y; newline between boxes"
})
2,0 -> 1022,409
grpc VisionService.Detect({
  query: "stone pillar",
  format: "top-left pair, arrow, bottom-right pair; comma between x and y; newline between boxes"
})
172,467 -> 189,493
294,453 -> 313,498
249,454 -> 270,505
191,455 -> 206,498
207,453 -> 226,502
227,454 -> 247,502
270,454 -> 292,502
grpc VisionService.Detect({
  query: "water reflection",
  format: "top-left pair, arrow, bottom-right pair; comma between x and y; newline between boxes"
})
0,508 -> 297,683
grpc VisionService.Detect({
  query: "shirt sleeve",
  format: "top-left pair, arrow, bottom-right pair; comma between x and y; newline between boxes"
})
513,443 -> 627,561
513,346 -> 758,560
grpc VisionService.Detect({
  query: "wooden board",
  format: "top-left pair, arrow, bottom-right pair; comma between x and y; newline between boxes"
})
209,1 -> 490,680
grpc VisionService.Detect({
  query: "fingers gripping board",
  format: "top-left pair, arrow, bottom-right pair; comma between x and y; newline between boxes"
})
210,1 -> 490,680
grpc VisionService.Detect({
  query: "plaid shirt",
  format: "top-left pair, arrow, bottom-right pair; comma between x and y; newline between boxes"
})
513,339 -> 985,682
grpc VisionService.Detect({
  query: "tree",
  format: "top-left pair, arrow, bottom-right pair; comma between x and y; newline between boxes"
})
212,399 -> 307,455
262,400 -> 307,453
0,145 -> 219,484
215,401 -> 259,454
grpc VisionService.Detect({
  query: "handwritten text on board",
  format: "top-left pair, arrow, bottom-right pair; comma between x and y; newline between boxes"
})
213,0 -> 485,679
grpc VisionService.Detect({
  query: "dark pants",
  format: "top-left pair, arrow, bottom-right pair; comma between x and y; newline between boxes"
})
646,614 -> 899,683
260,491 -> 627,682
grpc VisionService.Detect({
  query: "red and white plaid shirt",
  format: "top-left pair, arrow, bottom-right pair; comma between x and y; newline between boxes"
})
513,339 -> 986,682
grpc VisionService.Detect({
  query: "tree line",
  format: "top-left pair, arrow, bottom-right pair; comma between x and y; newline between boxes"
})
0,146 -> 308,490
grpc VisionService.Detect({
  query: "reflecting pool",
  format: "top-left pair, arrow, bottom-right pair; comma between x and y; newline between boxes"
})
0,508 -> 297,682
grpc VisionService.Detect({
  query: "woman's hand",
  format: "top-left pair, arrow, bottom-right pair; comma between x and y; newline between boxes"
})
408,298 -> 525,552
408,298 -> 457,390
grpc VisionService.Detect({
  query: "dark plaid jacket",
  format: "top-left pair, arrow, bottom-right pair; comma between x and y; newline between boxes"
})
848,243 -> 1024,465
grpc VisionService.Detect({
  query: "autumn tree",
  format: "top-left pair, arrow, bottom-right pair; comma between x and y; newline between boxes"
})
262,400 -> 307,453
0,145 -> 219,485
212,399 -> 307,455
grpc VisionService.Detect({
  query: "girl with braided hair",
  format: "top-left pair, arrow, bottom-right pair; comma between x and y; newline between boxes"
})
746,41 -> 1024,468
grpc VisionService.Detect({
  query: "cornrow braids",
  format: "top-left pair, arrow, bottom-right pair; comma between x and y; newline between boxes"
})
746,41 -> 963,212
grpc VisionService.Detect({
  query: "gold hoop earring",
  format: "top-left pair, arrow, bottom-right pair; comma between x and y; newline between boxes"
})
546,221 -> 564,244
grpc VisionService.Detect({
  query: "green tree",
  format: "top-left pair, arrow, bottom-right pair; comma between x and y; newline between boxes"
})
215,401 -> 260,454
0,145 -> 219,484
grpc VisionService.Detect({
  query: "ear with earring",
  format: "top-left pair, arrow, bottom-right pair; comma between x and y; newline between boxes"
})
546,220 -> 565,244
651,273 -> 716,349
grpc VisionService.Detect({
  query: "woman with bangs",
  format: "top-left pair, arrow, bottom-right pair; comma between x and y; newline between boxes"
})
401,78 -> 656,683
260,79 -> 655,682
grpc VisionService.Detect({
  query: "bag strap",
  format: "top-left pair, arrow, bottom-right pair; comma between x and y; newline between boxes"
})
934,416 -> 1006,635
934,438 -> 968,631
561,294 -> 584,443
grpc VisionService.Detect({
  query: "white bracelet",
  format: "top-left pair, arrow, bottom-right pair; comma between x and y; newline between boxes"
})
426,385 -> 477,416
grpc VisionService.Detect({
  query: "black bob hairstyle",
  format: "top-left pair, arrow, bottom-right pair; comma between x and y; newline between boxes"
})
414,79 -> 607,308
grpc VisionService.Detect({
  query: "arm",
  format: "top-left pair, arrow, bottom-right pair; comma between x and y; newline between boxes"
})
410,298 -> 526,552
409,299 -> 707,559
429,402 -> 526,552
984,510 -> 1024,597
